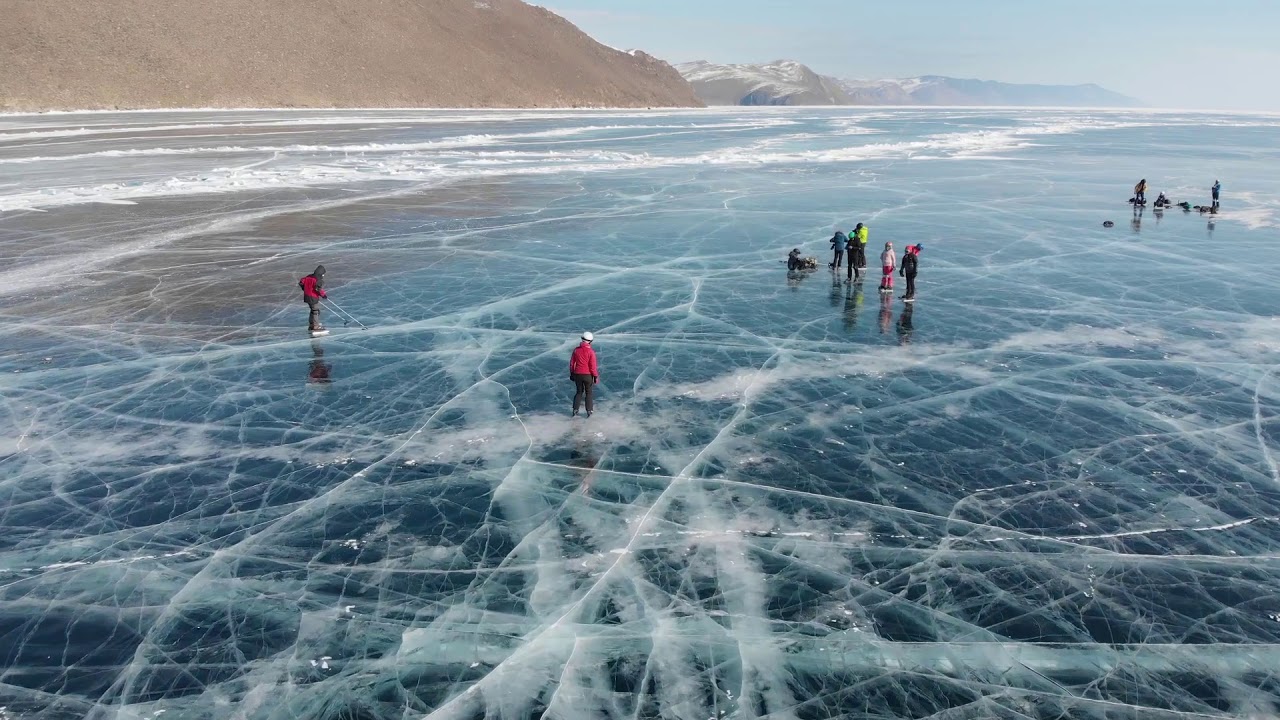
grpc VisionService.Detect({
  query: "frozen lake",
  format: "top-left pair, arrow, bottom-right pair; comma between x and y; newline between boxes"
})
2,108 -> 1280,719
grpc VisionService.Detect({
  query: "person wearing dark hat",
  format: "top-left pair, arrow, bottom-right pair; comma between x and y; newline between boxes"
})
298,265 -> 328,335
569,332 -> 599,417
788,248 -> 803,271
899,244 -> 922,302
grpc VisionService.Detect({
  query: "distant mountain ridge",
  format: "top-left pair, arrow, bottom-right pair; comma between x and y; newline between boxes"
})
676,60 -> 1142,108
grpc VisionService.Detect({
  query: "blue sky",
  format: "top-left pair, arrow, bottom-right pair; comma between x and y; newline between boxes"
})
549,0 -> 1280,111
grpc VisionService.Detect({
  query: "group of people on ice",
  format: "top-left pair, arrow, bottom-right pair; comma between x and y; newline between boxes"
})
1131,178 -> 1221,213
789,223 -> 924,302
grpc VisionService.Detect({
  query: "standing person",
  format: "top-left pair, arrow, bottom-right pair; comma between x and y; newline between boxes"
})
879,242 -> 896,293
569,332 -> 599,418
1133,179 -> 1147,204
899,243 -> 921,301
298,265 -> 328,335
845,233 -> 859,282
829,230 -> 847,269
1212,180 -> 1221,210
855,223 -> 869,269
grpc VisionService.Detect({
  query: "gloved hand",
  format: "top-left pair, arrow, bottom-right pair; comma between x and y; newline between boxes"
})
593,376 -> 598,384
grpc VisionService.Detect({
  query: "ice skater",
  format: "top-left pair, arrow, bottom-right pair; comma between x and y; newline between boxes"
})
829,230 -> 847,269
879,242 -> 896,293
1212,179 -> 1221,210
845,232 -> 862,282
298,264 -> 328,335
854,223 -> 869,270
569,331 -> 599,417
899,243 -> 921,301
1133,178 -> 1147,204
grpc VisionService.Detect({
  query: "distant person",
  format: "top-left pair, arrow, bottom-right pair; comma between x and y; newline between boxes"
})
298,265 -> 328,335
879,242 -> 896,293
899,243 -> 921,301
1212,180 -> 1221,210
1153,192 -> 1170,208
829,230 -> 847,269
845,234 -> 860,282
788,248 -> 803,271
847,226 -> 867,281
569,332 -> 599,418
1133,179 -> 1147,204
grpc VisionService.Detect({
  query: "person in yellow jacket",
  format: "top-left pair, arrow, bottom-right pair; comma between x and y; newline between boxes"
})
1133,179 -> 1147,204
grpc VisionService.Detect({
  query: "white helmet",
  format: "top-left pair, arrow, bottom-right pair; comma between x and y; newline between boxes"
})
581,332 -> 594,342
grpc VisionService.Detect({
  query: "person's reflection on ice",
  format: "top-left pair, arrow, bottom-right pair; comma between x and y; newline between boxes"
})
308,342 -> 332,385
896,303 -> 915,345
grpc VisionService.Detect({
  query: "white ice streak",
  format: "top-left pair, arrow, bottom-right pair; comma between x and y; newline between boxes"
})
0,114 -> 1144,213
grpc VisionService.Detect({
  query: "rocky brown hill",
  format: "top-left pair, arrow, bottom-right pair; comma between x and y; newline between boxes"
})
0,0 -> 701,111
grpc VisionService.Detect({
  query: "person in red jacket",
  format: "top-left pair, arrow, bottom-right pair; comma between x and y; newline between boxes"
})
569,331 -> 598,417
298,265 -> 328,333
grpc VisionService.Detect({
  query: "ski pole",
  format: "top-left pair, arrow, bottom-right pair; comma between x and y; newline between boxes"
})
323,299 -> 368,329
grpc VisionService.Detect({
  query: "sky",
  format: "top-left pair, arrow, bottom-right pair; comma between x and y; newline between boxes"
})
548,0 -> 1280,111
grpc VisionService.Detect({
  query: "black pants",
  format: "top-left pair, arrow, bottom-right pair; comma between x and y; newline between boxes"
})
306,299 -> 321,330
831,249 -> 843,268
572,373 -> 595,414
904,273 -> 916,298
1136,191 -> 1145,203
847,251 -> 862,280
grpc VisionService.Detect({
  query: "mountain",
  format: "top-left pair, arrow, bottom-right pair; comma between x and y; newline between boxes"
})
0,0 -> 701,112
675,61 -> 853,106
678,61 -> 1141,108
837,76 -> 1141,107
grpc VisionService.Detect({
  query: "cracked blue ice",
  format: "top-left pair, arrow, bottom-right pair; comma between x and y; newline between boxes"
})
2,108 -> 1280,719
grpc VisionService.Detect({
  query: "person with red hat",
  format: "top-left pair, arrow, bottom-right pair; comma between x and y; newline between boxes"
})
900,244 -> 922,302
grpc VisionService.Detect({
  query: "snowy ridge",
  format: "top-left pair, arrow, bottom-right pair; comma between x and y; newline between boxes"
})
675,60 -> 854,106
678,60 -> 1143,107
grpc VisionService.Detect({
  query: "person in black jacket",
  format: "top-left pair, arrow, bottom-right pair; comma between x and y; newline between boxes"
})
899,244 -> 921,301
788,248 -> 803,271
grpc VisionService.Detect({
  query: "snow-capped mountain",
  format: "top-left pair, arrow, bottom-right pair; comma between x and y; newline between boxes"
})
677,60 -> 1141,108
675,60 -> 853,106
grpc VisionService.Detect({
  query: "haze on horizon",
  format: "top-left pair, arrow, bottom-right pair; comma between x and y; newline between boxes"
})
552,0 -> 1280,112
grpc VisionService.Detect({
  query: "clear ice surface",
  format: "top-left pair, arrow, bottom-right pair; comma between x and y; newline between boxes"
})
2,108 -> 1280,719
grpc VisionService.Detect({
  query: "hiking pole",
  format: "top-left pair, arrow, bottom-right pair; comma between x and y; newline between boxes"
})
323,299 -> 368,329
